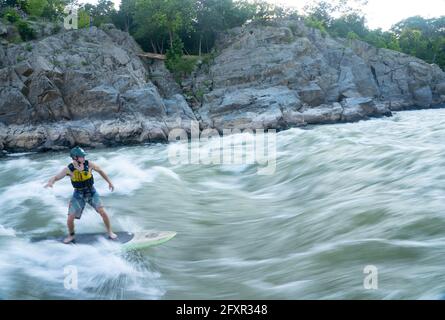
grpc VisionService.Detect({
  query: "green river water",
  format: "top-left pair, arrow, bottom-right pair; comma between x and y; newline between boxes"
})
1,108 -> 445,299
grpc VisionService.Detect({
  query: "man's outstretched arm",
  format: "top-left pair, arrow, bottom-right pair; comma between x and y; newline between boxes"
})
45,167 -> 69,188
90,162 -> 114,191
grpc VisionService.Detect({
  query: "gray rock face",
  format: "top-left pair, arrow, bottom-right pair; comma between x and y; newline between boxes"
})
191,19 -> 445,131
436,82 -> 445,95
199,86 -> 301,130
0,21 -> 7,36
298,83 -> 325,106
340,97 -> 391,122
299,103 -> 343,124
0,24 -> 196,152
412,86 -> 433,107
0,87 -> 32,124
121,85 -> 167,117
164,94 -> 197,132
346,40 -> 445,105
148,60 -> 182,98
1,19 -> 445,153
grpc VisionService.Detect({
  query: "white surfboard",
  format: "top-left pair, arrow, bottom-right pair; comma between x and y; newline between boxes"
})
31,230 -> 177,251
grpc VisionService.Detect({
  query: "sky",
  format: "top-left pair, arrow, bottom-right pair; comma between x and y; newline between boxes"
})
80,0 -> 445,31
273,0 -> 445,30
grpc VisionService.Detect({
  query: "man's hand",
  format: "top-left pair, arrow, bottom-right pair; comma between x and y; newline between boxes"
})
91,161 -> 114,192
45,181 -> 54,188
45,167 -> 68,189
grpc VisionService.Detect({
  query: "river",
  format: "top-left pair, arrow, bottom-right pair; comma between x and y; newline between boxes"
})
1,108 -> 445,299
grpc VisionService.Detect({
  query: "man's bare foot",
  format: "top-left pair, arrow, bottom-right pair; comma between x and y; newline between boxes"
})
63,235 -> 75,244
108,232 -> 118,240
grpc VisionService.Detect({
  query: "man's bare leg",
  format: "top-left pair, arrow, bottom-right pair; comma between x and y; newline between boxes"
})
97,207 -> 117,239
64,214 -> 76,244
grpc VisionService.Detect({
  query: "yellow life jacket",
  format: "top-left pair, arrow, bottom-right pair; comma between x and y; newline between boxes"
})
67,160 -> 94,189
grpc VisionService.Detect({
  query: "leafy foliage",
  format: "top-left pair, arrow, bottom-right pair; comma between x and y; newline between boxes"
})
82,0 -> 115,27
26,0 -> 47,17
303,1 -> 444,69
166,35 -> 198,82
77,9 -> 90,29
2,7 -> 21,22
15,19 -> 35,40
0,0 -> 443,70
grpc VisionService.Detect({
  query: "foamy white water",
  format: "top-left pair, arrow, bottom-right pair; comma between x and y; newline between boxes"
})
0,108 -> 445,299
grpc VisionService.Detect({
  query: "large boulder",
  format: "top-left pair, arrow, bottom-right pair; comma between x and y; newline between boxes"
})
298,83 -> 325,106
27,72 -> 71,122
98,119 -> 144,144
0,87 -> 32,124
121,86 -> 167,117
14,60 -> 34,78
412,86 -> 433,107
76,85 -> 121,118
149,61 -> 183,98
164,94 -> 198,132
2,125 -> 47,151
199,86 -> 301,130
435,82 -> 445,95
341,97 -> 391,122
300,103 -> 343,124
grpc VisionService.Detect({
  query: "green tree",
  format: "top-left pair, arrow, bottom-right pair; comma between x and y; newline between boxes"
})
330,13 -> 367,39
392,16 -> 433,37
112,0 -> 136,32
2,7 -> 20,22
132,0 -> 169,53
15,19 -> 35,40
347,31 -> 359,40
165,35 -> 197,81
303,0 -> 368,30
303,0 -> 333,28
249,0 -> 275,22
391,16 -> 445,68
26,0 -> 48,16
134,0 -> 196,49
0,0 -> 28,11
191,0 -> 256,55
77,8 -> 90,28
82,0 -> 115,26
363,28 -> 383,46
398,29 -> 423,55
304,16 -> 327,36
40,0 -> 67,21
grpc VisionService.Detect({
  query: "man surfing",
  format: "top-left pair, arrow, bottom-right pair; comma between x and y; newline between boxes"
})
45,146 -> 117,244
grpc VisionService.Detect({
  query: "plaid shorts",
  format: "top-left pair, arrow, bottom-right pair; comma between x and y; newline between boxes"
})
68,187 -> 103,219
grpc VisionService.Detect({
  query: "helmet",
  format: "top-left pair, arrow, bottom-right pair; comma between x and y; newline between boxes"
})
70,146 -> 87,159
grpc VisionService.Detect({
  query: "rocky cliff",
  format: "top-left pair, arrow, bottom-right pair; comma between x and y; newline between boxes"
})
189,19 -> 445,131
0,24 -> 195,152
1,20 -> 445,153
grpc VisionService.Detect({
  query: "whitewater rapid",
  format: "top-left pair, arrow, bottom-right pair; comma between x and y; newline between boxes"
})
0,108 -> 445,299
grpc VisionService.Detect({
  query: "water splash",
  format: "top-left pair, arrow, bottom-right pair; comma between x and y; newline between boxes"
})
1,109 -> 445,299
